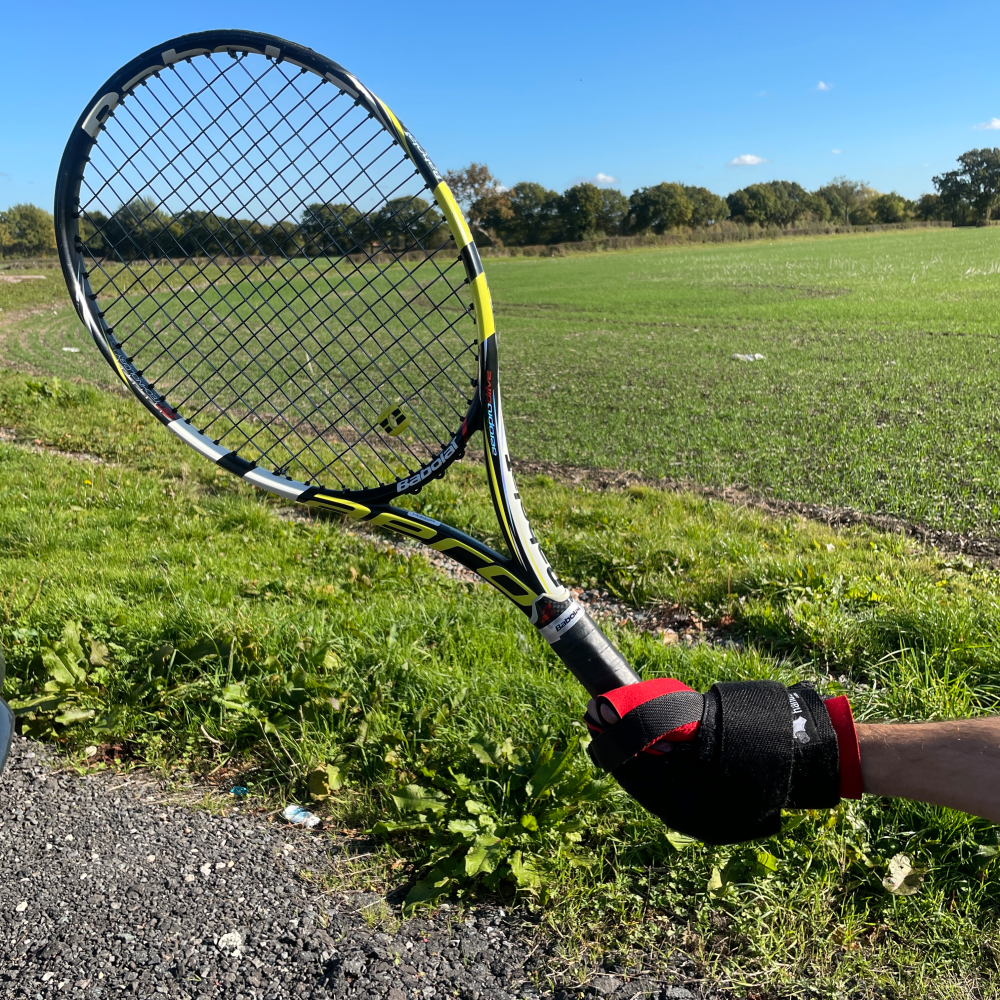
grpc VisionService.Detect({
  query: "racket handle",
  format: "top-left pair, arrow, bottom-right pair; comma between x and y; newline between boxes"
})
547,608 -> 641,697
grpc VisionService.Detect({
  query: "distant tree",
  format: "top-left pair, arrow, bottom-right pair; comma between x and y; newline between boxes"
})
814,177 -> 878,226
445,163 -> 513,245
557,183 -> 607,241
596,188 -> 629,236
77,210 -> 109,257
914,192 -> 944,221
933,148 -> 1000,224
0,203 -> 57,257
301,202 -> 366,255
726,181 -> 817,227
97,198 -> 182,260
368,196 -> 446,251
627,183 -> 693,234
477,182 -> 562,245
444,163 -> 501,212
683,185 -> 729,226
726,183 -> 778,225
871,191 -> 909,224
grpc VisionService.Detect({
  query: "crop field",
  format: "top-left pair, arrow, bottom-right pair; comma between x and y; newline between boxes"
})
12,227 -> 1000,532
4,228 -> 1000,997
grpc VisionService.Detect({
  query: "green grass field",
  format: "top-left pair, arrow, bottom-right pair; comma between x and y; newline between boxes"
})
5,230 -> 1000,996
487,226 -> 1000,533
10,227 -> 1000,532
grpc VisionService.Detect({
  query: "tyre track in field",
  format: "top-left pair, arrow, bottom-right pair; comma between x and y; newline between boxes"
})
3,430 -> 992,638
511,458 -> 1000,567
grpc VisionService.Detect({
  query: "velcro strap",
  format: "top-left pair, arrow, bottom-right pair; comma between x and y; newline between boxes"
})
588,690 -> 705,771
711,680 -> 794,826
598,676 -> 696,720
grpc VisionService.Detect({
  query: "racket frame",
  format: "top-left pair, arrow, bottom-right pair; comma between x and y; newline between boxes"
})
55,29 -> 639,696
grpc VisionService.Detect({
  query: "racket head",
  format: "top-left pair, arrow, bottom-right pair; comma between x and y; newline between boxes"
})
55,29 -> 494,505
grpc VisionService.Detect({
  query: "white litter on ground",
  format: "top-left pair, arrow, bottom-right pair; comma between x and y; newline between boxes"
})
62,347 -> 80,353
732,353 -> 766,361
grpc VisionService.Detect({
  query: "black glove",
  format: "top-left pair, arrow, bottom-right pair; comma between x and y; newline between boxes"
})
585,677 -> 862,845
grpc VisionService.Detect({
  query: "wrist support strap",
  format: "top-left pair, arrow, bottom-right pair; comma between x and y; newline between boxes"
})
585,677 -> 862,844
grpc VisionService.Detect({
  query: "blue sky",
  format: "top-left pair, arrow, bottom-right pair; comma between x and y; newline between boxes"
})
3,0 -> 998,210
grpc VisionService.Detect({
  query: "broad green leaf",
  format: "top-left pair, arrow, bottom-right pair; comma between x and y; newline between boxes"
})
59,621 -> 86,666
391,784 -> 447,814
464,836 -> 502,876
41,647 -> 85,688
217,682 -> 253,713
88,640 -> 110,667
520,814 -> 539,832
666,831 -> 698,851
9,694 -> 62,713
509,850 -> 541,890
55,706 -> 95,725
447,819 -> 478,835
469,743 -> 494,766
403,872 -> 453,912
372,820 -> 432,835
465,799 -> 489,815
707,866 -> 726,895
308,764 -> 343,800
755,850 -> 779,873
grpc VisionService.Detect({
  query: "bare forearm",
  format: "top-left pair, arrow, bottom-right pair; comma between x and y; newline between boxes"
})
857,718 -> 1000,821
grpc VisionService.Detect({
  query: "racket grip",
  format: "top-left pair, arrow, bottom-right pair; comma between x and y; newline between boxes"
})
546,608 -> 641,697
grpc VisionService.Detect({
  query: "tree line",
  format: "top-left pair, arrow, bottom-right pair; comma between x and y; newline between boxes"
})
444,161 -> 987,247
1,195 -> 450,261
5,148 -> 1000,259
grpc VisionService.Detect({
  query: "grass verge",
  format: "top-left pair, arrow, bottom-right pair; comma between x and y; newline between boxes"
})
1,368 -> 1000,996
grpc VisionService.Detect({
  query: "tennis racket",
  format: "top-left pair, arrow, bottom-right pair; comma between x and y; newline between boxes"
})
54,29 -> 640,698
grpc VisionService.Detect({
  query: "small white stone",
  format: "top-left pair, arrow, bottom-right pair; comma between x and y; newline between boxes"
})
218,931 -> 243,952
15,901 -> 27,913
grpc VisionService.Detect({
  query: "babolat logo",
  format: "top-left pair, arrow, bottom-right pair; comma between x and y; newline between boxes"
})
116,352 -> 178,418
485,371 -> 498,457
537,601 -> 584,644
396,437 -> 460,492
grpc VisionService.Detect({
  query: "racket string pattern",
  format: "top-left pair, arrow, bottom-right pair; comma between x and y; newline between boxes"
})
57,30 -> 640,697
75,49 -> 477,491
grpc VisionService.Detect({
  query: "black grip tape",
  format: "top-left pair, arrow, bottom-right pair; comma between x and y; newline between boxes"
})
550,613 -> 640,696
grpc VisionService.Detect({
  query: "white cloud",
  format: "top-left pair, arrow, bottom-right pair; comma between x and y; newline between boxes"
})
594,172 -> 617,184
728,154 -> 767,167
832,149 -> 843,154
816,81 -> 832,91
975,118 -> 1000,130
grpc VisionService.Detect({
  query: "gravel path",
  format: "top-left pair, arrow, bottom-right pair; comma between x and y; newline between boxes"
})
0,738 -> 704,1000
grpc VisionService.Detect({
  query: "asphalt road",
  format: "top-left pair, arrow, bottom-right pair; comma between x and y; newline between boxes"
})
0,737 -> 702,1000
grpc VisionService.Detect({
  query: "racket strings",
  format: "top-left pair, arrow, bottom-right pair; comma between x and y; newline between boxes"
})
77,50 -> 477,491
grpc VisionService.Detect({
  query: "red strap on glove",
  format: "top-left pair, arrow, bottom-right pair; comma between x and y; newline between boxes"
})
823,695 -> 863,799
